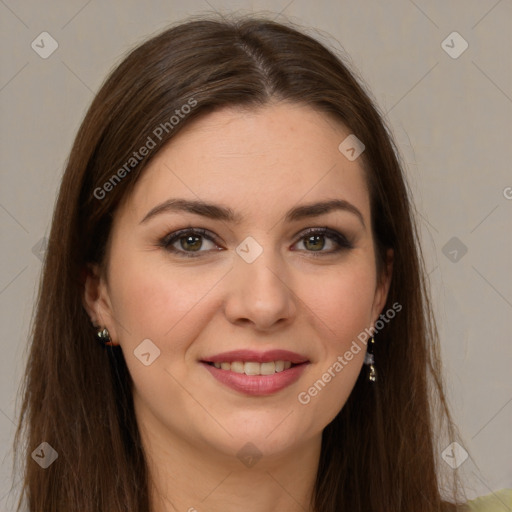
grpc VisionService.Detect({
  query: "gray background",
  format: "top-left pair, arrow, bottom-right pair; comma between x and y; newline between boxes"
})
1,0 -> 511,508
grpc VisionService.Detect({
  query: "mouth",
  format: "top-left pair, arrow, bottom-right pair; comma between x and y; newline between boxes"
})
199,350 -> 310,396
203,360 -> 303,375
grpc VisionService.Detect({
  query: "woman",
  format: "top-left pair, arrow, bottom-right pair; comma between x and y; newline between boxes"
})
14,14 -> 510,512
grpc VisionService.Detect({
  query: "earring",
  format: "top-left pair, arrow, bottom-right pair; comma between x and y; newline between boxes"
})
96,326 -> 115,346
364,337 -> 377,383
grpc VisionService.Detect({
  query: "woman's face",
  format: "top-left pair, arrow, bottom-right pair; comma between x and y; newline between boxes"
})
86,102 -> 392,463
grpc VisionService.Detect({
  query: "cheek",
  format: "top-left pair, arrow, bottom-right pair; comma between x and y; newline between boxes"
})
305,257 -> 377,345
107,251 -> 226,350
106,255 -> 222,407
294,259 -> 377,420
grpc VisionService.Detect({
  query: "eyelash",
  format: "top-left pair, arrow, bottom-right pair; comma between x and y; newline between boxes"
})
158,227 -> 353,259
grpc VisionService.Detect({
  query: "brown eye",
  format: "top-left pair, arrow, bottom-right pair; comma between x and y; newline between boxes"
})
293,228 -> 353,256
178,234 -> 203,252
303,234 -> 327,251
160,228 -> 221,258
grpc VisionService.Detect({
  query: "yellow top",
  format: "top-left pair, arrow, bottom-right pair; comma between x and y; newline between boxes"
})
466,489 -> 512,511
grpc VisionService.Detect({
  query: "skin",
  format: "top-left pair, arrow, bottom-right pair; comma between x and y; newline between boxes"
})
84,101 -> 393,512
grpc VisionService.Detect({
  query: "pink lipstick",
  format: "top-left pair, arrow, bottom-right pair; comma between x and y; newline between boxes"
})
200,349 -> 310,396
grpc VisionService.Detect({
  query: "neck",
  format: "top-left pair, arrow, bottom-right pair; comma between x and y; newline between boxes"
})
138,408 -> 321,512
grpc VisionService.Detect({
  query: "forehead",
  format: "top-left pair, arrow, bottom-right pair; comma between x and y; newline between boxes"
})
122,102 -> 370,224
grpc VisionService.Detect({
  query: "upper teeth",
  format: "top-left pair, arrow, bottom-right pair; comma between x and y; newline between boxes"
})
212,360 -> 293,375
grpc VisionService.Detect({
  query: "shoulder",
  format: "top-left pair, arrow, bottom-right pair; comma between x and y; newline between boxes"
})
465,489 -> 512,511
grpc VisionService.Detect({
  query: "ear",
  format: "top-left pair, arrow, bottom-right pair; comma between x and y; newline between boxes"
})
82,263 -> 120,346
370,248 -> 394,325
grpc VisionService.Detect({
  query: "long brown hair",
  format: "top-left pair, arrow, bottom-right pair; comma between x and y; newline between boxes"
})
15,14 -> 466,511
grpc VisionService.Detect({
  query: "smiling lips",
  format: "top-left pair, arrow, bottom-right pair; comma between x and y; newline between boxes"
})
210,360 -> 293,375
201,349 -> 310,396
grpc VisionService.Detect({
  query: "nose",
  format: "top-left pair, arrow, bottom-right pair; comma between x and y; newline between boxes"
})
223,244 -> 297,331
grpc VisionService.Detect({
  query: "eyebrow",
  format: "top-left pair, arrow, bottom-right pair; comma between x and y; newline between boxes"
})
140,198 -> 365,228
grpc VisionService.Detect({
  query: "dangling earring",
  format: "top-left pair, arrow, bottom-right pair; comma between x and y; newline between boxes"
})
364,336 -> 377,382
96,326 -> 115,346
